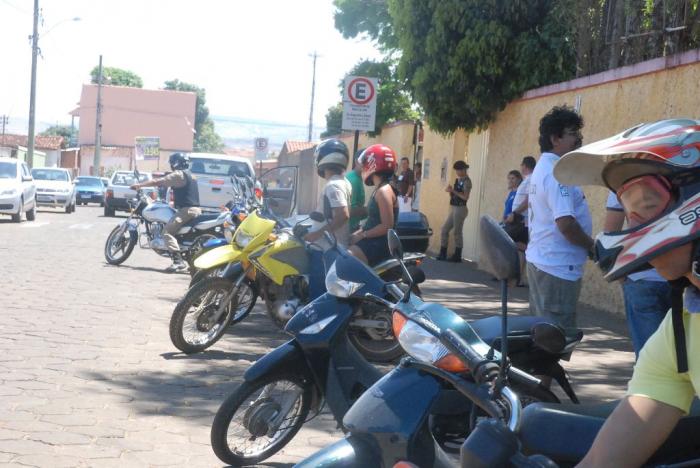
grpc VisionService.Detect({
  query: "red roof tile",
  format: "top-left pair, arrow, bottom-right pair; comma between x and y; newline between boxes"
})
283,140 -> 315,153
0,134 -> 64,150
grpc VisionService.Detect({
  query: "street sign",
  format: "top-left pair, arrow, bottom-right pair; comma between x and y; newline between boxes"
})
342,75 -> 378,132
135,136 -> 160,161
254,137 -> 269,161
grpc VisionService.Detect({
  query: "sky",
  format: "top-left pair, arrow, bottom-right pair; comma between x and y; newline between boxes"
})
0,0 -> 382,140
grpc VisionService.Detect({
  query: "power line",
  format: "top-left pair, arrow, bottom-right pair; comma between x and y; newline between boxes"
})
0,0 -> 31,15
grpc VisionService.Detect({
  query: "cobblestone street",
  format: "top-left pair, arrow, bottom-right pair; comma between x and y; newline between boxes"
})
0,206 -> 636,467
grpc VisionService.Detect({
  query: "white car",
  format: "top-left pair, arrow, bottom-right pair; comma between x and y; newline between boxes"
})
31,167 -> 76,213
188,153 -> 255,210
0,157 -> 37,223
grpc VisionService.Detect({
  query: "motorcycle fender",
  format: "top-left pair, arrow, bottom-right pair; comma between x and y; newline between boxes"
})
193,244 -> 242,269
126,219 -> 138,234
243,340 -> 314,384
343,365 -> 442,461
295,436 -> 380,468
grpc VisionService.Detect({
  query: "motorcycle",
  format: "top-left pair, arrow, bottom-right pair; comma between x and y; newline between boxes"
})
209,231 -> 425,466
296,219 -> 584,468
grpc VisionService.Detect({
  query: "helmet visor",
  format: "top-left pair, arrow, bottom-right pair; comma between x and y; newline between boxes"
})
617,175 -> 672,228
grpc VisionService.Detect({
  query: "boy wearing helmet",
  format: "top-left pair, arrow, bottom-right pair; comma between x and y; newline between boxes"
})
554,119 -> 700,466
350,144 -> 399,266
304,139 -> 351,247
131,152 -> 201,272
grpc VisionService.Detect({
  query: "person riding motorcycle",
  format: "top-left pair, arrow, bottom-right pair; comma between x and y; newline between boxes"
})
349,144 -> 398,266
553,119 -> 700,467
130,152 -> 201,273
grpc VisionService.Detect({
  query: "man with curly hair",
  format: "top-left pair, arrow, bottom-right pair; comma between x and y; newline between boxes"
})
525,106 -> 593,329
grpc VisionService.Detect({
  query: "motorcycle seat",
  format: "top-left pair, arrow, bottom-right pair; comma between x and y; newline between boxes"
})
520,399 -> 700,464
470,316 -> 583,355
185,213 -> 222,230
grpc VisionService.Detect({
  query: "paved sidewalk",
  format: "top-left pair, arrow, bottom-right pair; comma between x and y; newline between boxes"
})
0,208 -> 635,467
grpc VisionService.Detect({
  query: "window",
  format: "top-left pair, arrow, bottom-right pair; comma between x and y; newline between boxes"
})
0,162 -> 17,179
31,169 -> 69,181
111,173 -> 149,186
76,177 -> 103,187
189,158 -> 251,178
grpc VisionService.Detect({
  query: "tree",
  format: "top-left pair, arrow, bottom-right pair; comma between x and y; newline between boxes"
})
90,66 -> 143,87
333,0 -> 398,52
164,79 -> 224,152
39,125 -> 75,149
322,59 -> 419,137
387,0 -> 577,133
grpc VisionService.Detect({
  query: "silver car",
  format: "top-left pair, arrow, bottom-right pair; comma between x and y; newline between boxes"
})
0,157 -> 37,222
31,167 -> 76,213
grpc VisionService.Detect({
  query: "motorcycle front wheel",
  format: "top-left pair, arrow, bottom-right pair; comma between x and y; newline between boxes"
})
169,277 -> 257,354
211,374 -> 312,466
104,224 -> 137,265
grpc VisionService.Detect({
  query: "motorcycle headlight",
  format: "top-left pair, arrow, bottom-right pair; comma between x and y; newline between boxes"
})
392,312 -> 467,373
0,188 -> 16,196
325,261 -> 364,298
235,230 -> 253,248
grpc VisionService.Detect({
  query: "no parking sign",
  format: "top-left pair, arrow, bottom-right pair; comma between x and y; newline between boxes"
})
342,75 -> 378,132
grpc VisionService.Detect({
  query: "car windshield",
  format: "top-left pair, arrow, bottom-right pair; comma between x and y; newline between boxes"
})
31,169 -> 69,181
0,162 -> 17,179
189,158 -> 250,177
111,173 -> 149,186
76,177 -> 103,187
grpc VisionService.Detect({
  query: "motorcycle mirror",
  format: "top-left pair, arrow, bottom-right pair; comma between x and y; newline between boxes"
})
134,168 -> 141,180
309,211 -> 325,223
531,322 -> 567,355
387,229 -> 404,261
478,215 -> 519,281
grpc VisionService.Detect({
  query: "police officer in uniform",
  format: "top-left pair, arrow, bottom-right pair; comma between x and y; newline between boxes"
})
436,160 -> 472,262
131,152 -> 201,272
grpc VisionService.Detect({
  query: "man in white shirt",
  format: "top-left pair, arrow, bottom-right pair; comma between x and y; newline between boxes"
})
525,106 -> 593,329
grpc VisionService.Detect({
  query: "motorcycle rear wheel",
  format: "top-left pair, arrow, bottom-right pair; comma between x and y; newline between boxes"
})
169,277 -> 256,354
104,225 -> 137,265
211,374 -> 312,466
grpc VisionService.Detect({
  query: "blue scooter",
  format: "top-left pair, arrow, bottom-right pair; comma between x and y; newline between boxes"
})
297,219 -> 583,468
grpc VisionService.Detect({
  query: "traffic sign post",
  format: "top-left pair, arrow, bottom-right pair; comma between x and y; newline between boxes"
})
254,137 -> 269,161
342,75 -> 378,133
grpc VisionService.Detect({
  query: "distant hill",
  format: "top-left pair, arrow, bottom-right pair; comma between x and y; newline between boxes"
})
212,115 -> 324,151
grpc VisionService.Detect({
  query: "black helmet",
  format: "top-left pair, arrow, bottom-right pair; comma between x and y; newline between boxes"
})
169,152 -> 190,170
314,139 -> 349,177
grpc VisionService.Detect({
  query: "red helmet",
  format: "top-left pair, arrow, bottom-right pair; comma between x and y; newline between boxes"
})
358,144 -> 397,186
554,119 -> 700,281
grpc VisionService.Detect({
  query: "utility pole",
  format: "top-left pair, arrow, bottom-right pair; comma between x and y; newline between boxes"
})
1,115 -> 8,147
93,55 -> 103,176
307,51 -> 319,142
27,0 -> 40,169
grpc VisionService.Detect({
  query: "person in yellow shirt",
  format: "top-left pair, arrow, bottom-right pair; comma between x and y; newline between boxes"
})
553,118 -> 700,467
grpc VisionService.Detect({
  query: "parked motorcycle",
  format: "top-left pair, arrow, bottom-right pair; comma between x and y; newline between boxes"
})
209,232 -> 423,466
169,206 -> 424,359
296,220 -> 583,468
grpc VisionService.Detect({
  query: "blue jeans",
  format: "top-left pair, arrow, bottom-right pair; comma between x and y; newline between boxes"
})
622,279 -> 672,358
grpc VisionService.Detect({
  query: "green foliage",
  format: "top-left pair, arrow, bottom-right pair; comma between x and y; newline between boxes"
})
90,66 -> 143,87
39,125 -> 75,148
322,59 -> 419,137
333,0 -> 398,51
388,0 -> 577,133
164,79 -> 224,153
321,103 -> 343,138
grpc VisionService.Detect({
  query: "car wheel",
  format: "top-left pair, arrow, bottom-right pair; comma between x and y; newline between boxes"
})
26,200 -> 36,221
104,205 -> 115,217
11,198 -> 23,223
65,203 -> 72,214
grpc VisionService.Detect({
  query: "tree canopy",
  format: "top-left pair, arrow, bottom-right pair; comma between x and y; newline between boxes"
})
333,0 -> 398,51
164,79 -> 224,153
90,66 -> 143,87
322,59 -> 419,137
39,125 -> 75,148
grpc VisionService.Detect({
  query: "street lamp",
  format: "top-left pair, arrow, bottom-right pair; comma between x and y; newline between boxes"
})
27,0 -> 80,168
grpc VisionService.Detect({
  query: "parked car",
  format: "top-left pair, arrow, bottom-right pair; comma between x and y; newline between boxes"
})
0,157 -> 37,223
104,171 -> 152,217
188,153 -> 255,210
31,167 -> 76,213
75,176 -> 105,206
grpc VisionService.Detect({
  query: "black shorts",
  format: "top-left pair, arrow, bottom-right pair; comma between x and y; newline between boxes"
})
504,219 -> 528,244
355,236 -> 391,267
